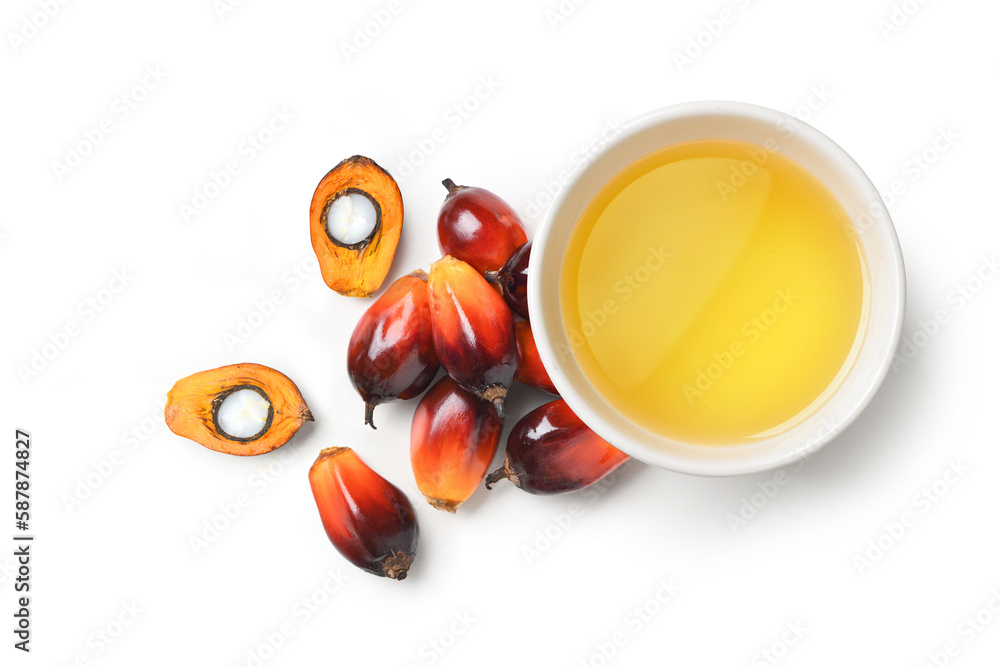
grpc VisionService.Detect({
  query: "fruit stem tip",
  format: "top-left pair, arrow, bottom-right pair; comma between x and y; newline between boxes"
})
484,465 -> 510,490
313,446 -> 350,465
425,495 -> 461,513
382,550 -> 414,580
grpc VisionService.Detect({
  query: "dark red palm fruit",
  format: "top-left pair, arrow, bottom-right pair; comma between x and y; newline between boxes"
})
427,255 -> 519,419
485,399 -> 629,495
485,240 -> 531,320
514,321 -> 558,395
410,376 -> 503,513
308,447 -> 418,580
437,179 -> 529,275
347,270 -> 439,429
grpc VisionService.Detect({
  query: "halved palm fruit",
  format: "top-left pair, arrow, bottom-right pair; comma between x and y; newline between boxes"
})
165,363 -> 313,456
309,155 -> 403,297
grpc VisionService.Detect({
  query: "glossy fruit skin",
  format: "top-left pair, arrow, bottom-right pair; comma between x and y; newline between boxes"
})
410,376 -> 503,512
486,241 -> 531,320
437,179 -> 528,275
308,447 -> 418,580
486,399 -> 628,495
514,321 -> 558,395
347,271 -> 439,429
427,256 -> 519,418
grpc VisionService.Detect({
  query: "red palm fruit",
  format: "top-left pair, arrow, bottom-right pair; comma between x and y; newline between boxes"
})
485,399 -> 629,494
485,240 -> 531,320
437,179 -> 528,274
514,321 -> 558,395
427,255 -> 519,418
410,376 -> 503,513
347,270 -> 439,429
308,447 -> 418,580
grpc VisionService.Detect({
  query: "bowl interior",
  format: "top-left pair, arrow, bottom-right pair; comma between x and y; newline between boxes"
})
530,102 -> 905,476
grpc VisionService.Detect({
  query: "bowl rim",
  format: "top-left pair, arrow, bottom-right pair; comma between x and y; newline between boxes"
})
528,100 -> 906,477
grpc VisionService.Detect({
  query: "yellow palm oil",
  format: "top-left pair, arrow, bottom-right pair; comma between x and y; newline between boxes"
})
561,139 -> 869,445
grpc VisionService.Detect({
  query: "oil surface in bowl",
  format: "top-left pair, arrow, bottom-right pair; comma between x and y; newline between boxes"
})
561,139 -> 869,445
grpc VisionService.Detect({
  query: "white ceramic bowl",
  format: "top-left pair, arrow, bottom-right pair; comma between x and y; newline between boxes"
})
529,101 -> 905,476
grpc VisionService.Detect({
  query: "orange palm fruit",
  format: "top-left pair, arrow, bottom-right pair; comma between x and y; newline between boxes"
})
308,447 -> 418,580
485,399 -> 629,494
309,156 -> 403,297
347,270 -> 439,429
514,320 -> 557,395
165,363 -> 312,456
410,376 -> 503,513
427,255 -> 518,418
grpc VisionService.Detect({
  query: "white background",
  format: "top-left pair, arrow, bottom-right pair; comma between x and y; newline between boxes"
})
3,0 -> 999,665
